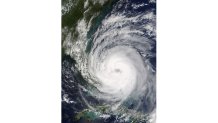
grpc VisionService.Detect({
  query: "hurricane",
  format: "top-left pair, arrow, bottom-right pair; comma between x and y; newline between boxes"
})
62,0 -> 156,122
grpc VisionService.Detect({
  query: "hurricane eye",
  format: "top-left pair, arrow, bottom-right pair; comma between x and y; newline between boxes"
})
114,69 -> 121,73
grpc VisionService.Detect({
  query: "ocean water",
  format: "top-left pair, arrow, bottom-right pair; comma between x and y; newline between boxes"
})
62,0 -> 156,122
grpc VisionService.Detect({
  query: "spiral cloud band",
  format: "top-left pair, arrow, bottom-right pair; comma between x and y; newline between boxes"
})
88,13 -> 153,108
